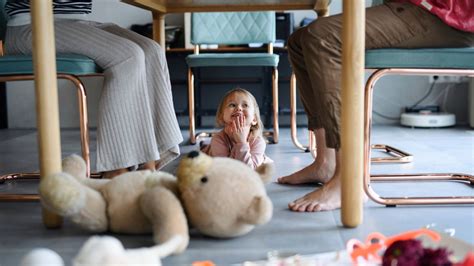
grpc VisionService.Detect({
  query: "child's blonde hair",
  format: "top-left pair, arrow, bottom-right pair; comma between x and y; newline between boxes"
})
216,88 -> 264,138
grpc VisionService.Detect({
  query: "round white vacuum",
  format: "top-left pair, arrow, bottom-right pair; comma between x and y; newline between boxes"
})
400,112 -> 456,128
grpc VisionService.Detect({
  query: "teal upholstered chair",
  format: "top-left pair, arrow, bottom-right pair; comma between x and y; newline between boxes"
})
290,46 -> 474,206
186,11 -> 280,144
288,0 -> 474,206
363,48 -> 474,206
0,0 -> 102,201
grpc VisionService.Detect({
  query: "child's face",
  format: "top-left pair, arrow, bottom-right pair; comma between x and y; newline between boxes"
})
221,92 -> 257,126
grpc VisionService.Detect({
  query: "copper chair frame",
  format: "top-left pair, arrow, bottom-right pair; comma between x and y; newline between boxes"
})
289,72 -> 413,163
0,73 -> 102,202
188,44 -> 279,145
364,68 -> 474,206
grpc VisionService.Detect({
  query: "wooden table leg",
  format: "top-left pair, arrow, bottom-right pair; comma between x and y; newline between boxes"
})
341,0 -> 365,228
31,0 -> 63,228
152,11 -> 166,48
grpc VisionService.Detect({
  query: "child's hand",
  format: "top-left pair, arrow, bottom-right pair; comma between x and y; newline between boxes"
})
225,114 -> 250,144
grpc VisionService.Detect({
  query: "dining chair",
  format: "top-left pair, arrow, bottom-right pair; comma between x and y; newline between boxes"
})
363,47 -> 474,206
0,0 -> 102,201
186,11 -> 279,144
289,0 -> 412,164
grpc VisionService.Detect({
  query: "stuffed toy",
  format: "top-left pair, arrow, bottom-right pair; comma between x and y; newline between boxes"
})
39,151 -> 273,254
20,235 -> 182,266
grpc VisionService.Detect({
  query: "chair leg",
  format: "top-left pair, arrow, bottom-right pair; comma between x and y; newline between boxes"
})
63,74 -> 91,176
290,72 -> 411,162
0,74 -> 99,202
371,144 -> 413,163
289,72 -> 317,156
190,66 -> 277,145
187,68 -> 196,145
0,173 -> 41,201
271,67 -> 279,144
364,68 -> 474,206
290,72 -> 311,151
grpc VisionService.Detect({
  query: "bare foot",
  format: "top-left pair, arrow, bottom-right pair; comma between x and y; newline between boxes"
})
138,161 -> 156,171
287,151 -> 368,212
277,149 -> 335,185
101,168 -> 128,179
288,170 -> 341,212
138,160 -> 161,171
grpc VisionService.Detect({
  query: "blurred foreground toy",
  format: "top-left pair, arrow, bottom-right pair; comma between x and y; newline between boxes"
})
20,235 -> 182,266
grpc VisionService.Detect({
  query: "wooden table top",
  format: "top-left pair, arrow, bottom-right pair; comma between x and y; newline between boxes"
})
122,0 -> 324,13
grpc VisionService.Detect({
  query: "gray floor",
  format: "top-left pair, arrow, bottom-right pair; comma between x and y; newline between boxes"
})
0,126 -> 473,265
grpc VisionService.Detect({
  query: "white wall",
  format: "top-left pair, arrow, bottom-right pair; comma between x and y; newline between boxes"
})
6,0 -> 470,128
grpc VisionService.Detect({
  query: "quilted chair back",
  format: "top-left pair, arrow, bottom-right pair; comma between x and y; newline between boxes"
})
191,11 -> 275,45
0,0 -> 7,40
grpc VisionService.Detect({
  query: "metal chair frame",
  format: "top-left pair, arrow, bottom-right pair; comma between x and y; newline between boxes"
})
188,44 -> 279,145
0,73 -> 102,202
289,72 -> 413,163
364,68 -> 474,206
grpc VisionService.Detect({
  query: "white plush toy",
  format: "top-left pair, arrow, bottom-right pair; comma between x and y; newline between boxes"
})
20,235 -> 182,266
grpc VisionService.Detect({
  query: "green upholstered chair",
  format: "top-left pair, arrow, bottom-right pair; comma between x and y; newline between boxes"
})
363,48 -> 474,206
186,11 -> 280,144
0,0 -> 102,201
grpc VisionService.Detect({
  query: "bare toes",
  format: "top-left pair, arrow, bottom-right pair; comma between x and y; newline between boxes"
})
307,202 -> 319,212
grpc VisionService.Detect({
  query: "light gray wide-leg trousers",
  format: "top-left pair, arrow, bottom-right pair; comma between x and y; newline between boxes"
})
6,20 -> 183,172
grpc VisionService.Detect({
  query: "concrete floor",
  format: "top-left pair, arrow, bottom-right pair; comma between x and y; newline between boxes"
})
0,126 -> 473,265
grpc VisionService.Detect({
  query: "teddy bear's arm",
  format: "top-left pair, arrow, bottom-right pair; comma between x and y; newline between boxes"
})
145,171 -> 179,196
255,163 -> 274,184
140,186 -> 189,254
239,196 -> 273,225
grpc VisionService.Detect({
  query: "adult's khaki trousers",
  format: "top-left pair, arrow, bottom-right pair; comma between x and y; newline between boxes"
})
287,2 -> 474,149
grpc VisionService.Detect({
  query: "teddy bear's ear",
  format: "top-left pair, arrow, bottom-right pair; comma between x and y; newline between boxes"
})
240,196 -> 273,225
255,163 -> 274,184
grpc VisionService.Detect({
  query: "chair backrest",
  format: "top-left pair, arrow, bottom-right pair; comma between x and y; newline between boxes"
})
371,0 -> 384,6
191,11 -> 275,45
0,0 -> 7,40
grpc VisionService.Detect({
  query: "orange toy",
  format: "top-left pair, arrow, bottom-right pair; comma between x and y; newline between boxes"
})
346,228 -> 441,264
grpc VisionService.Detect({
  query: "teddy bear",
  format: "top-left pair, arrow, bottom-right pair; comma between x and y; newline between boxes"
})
39,151 -> 273,254
20,234 -> 182,266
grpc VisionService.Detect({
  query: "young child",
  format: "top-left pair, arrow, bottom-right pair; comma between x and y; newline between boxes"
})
201,88 -> 273,169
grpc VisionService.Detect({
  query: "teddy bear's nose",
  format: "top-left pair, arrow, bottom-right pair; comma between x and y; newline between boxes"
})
188,151 -> 200,158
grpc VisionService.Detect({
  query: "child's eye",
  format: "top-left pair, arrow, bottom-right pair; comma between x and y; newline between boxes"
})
228,103 -> 236,108
243,103 -> 249,108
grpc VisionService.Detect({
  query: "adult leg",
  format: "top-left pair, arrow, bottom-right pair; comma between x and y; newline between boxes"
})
285,2 -> 474,212
277,27 -> 336,185
6,20 -> 175,174
283,9 -> 346,212
98,24 -> 182,171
